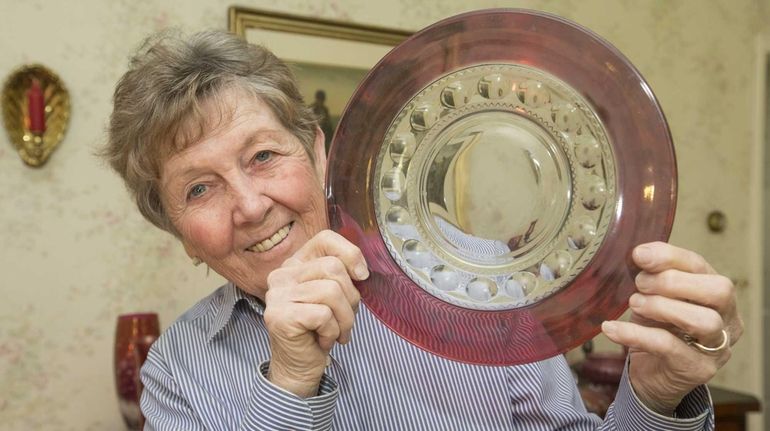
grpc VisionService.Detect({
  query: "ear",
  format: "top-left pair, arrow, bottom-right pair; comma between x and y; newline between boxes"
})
312,126 -> 327,182
181,240 -> 197,260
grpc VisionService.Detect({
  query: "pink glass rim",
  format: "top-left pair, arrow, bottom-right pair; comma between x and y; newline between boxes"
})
326,9 -> 676,365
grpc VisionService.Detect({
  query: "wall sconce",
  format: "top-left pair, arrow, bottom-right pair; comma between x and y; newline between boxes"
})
1,64 -> 70,167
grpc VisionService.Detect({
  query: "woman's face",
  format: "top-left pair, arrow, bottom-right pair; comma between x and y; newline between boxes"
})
160,88 -> 327,298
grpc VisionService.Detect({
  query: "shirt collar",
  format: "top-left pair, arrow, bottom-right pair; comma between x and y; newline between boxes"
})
206,282 -> 266,342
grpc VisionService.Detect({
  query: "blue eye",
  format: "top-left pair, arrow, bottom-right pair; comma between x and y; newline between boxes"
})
188,184 -> 207,199
254,150 -> 272,163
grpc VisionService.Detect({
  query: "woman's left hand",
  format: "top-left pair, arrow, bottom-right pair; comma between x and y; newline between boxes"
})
602,241 -> 744,415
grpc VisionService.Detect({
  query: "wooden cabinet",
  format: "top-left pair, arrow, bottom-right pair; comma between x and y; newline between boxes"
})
578,383 -> 760,430
711,386 -> 760,431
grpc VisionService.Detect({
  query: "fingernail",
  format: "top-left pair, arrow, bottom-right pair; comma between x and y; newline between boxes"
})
602,321 -> 618,336
634,272 -> 646,289
354,264 -> 369,280
629,293 -> 645,308
634,246 -> 653,266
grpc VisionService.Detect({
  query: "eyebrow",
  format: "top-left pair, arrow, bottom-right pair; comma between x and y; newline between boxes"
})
165,129 -> 285,184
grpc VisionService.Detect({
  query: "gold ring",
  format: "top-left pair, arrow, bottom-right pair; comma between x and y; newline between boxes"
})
683,329 -> 729,353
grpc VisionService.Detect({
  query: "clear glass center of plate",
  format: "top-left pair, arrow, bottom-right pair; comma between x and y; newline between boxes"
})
375,64 -> 616,310
423,111 -> 571,265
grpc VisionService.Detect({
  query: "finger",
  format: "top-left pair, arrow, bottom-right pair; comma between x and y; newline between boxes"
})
292,279 -> 356,344
313,306 -> 342,352
602,319 -> 693,359
633,242 -> 716,275
602,320 -> 726,385
264,302 -> 340,352
277,256 -> 361,311
286,230 -> 369,280
265,302 -> 339,346
628,293 -> 725,347
628,311 -> 675,331
635,270 -> 735,313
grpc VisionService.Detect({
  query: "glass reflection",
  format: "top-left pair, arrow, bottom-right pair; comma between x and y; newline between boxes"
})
374,63 -> 616,310
425,112 -> 571,262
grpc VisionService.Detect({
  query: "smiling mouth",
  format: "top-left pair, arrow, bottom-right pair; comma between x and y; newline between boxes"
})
247,222 -> 293,253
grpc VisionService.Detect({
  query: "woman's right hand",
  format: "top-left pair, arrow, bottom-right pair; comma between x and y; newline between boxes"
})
263,230 -> 368,398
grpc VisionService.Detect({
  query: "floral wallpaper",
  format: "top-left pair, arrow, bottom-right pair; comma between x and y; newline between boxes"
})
0,0 -> 766,429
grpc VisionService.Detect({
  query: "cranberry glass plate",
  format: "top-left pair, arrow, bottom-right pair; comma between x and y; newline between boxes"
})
326,9 -> 676,365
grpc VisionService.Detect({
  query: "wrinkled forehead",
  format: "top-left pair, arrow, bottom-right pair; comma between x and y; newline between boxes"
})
168,84 -> 253,157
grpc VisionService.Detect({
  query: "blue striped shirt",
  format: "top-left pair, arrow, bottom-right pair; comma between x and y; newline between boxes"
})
140,282 -> 713,430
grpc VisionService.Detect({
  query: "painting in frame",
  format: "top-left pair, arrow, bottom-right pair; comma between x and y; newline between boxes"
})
228,6 -> 411,152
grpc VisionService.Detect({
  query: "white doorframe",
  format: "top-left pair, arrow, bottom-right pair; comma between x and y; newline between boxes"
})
750,33 -> 769,431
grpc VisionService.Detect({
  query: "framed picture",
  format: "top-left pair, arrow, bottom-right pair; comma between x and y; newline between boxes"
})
228,6 -> 411,152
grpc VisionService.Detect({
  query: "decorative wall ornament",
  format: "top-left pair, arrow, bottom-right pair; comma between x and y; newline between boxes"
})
1,64 -> 70,167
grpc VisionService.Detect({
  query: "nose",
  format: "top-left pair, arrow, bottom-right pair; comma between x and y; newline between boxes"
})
230,174 -> 270,226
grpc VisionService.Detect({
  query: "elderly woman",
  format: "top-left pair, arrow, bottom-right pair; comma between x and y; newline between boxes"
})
103,30 -> 742,430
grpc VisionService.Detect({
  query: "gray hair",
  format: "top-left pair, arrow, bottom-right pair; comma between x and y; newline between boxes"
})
101,30 -> 317,235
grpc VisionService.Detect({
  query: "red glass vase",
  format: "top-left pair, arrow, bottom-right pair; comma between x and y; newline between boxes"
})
114,313 -> 159,430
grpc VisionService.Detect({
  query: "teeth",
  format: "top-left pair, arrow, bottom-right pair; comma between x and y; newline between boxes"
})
248,223 -> 291,253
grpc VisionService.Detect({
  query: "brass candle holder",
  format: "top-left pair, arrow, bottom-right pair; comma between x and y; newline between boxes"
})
1,64 -> 70,167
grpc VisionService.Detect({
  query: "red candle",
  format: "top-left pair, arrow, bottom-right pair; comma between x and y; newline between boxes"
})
27,79 -> 46,134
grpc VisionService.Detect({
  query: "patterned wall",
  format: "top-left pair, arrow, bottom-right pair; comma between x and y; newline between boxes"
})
0,0 -> 765,429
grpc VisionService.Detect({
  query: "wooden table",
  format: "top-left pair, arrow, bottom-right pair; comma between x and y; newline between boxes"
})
578,383 -> 760,429
711,386 -> 761,431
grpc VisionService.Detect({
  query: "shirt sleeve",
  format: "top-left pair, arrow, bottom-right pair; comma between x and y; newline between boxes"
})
141,348 -> 339,431
508,356 -> 714,431
602,362 -> 714,431
140,345 -> 207,431
240,361 -> 339,431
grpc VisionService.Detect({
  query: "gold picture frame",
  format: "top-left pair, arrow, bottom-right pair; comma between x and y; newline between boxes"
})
228,6 -> 411,151
228,7 -> 410,46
